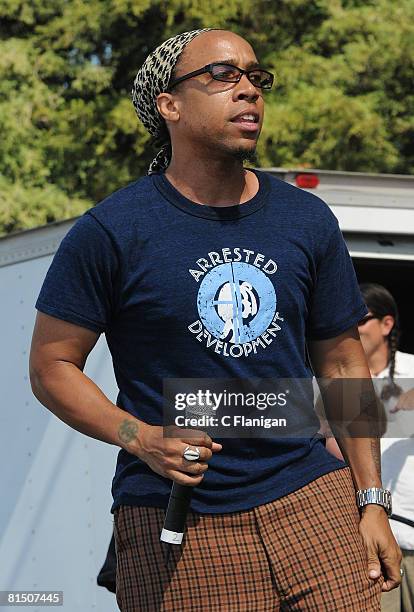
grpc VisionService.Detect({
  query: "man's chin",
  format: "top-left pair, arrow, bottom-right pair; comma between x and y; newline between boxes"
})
231,147 -> 259,165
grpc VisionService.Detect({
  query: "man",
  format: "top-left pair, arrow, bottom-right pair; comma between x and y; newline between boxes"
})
30,29 -> 402,610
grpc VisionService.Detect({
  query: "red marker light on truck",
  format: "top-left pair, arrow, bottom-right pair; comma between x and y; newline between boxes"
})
295,174 -> 319,189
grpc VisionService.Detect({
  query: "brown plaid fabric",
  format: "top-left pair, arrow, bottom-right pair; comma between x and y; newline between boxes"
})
114,466 -> 384,610
381,548 -> 414,612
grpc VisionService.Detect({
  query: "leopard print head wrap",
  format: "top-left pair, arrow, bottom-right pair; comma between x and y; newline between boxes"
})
132,28 -> 214,175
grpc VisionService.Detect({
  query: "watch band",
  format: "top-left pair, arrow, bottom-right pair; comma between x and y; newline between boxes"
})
356,487 -> 392,516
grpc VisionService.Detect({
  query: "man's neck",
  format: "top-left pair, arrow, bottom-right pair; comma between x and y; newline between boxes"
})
368,343 -> 390,377
164,155 -> 259,206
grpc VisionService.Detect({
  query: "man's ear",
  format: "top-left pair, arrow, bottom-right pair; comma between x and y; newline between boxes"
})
156,93 -> 180,124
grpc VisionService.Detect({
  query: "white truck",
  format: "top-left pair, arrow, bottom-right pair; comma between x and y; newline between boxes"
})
0,168 -> 413,611
270,168 -> 414,356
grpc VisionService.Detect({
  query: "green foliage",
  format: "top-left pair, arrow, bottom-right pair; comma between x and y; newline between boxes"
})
0,174 -> 88,233
0,0 -> 413,236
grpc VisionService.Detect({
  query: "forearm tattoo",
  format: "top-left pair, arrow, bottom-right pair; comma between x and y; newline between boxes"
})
362,391 -> 382,480
118,419 -> 139,445
370,437 -> 382,480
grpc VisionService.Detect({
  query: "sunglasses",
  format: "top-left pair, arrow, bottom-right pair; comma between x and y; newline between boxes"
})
358,314 -> 379,326
167,62 -> 275,91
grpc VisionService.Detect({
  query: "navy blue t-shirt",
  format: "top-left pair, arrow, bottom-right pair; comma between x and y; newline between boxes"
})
35,169 -> 367,514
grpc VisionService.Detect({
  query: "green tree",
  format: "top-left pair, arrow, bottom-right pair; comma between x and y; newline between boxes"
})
0,0 -> 412,236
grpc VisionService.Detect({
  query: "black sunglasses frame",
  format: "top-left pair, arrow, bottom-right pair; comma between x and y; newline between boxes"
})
358,314 -> 379,326
167,62 -> 274,92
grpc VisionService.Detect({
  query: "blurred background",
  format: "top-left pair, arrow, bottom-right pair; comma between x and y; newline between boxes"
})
0,0 -> 413,237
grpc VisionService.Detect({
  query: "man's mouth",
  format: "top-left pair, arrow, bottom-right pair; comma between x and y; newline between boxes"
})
230,112 -> 260,132
231,111 -> 259,123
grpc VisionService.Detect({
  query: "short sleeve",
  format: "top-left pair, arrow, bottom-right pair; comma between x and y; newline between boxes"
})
306,223 -> 368,340
35,212 -> 120,333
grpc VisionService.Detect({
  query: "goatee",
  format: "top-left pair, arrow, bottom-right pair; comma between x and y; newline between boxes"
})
232,147 -> 259,165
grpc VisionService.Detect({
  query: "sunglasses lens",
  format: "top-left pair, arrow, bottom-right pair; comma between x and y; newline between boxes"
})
211,64 -> 241,82
211,65 -> 274,89
249,70 -> 274,89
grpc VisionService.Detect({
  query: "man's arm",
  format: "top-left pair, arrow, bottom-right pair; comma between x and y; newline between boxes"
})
308,326 -> 382,490
29,312 -> 219,485
308,325 -> 402,592
29,312 -> 140,449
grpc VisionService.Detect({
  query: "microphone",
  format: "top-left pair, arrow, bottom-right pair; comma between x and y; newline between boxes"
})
160,389 -> 215,546
160,482 -> 193,544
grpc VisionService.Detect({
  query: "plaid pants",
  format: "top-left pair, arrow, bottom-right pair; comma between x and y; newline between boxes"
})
381,549 -> 414,612
114,466 -> 383,611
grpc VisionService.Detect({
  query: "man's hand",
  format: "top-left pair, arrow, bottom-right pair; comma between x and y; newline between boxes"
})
359,505 -> 402,592
128,423 -> 223,486
390,388 -> 414,413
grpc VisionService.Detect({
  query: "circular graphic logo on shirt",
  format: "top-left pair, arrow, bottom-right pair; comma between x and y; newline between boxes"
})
197,262 -> 277,344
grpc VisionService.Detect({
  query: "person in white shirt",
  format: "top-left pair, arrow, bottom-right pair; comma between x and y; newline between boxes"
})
323,283 -> 414,612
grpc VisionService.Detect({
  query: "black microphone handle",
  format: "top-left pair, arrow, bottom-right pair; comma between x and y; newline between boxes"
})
160,482 -> 194,544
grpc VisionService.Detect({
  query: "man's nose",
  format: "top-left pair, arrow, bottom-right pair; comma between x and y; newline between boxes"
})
235,74 -> 260,101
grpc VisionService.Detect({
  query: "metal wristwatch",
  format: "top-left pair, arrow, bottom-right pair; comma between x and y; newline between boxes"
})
356,487 -> 392,516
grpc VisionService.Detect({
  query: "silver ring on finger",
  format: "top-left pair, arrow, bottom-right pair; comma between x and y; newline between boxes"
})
183,446 -> 200,462
400,568 -> 404,577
